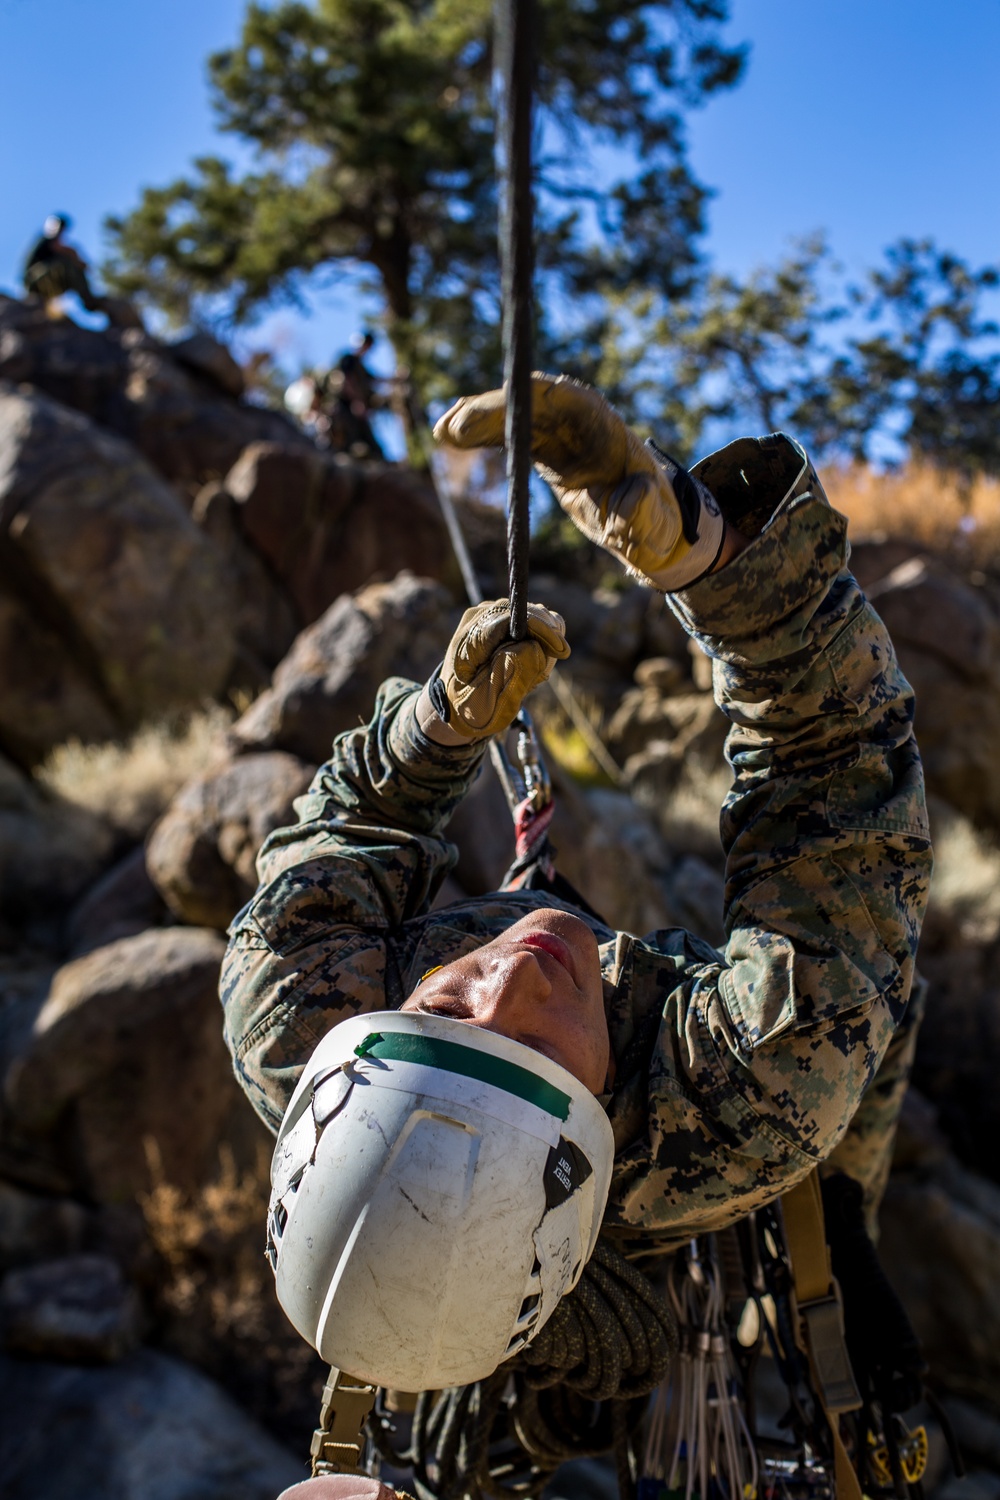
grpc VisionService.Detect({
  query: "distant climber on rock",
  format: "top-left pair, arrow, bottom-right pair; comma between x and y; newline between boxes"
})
22,215 -> 103,315
330,330 -> 386,459
21,214 -> 142,329
221,375 -> 932,1496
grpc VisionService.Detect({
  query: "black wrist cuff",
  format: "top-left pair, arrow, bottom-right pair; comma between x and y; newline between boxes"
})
427,667 -> 451,724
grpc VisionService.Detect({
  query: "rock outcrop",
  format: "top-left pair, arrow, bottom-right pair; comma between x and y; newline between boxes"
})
881,1092 -> 1000,1405
0,753 -> 116,937
0,1346 -> 302,1500
1,1252 -> 142,1362
0,383 -> 236,760
223,440 -> 453,626
146,751 -> 316,930
867,556 -> 1000,828
4,928 -> 235,1202
0,294 -> 308,485
3,298 -> 1000,1494
231,572 -> 456,763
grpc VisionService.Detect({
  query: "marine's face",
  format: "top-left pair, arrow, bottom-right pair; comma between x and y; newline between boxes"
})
401,907 -> 611,1094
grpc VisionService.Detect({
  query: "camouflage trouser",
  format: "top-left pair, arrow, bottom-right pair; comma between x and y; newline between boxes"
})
24,256 -> 101,312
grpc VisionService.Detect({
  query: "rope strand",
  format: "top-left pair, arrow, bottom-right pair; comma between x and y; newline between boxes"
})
494,0 -> 535,641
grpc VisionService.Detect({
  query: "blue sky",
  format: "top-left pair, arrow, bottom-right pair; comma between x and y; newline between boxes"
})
1,0 -> 998,379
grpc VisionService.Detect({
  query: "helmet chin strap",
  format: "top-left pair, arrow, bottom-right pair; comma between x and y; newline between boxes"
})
309,1368 -> 379,1479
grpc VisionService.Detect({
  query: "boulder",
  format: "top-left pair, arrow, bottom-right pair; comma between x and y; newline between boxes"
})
168,331 -> 245,398
0,1346 -> 303,1500
4,927 -> 234,1202
0,577 -> 120,766
65,846 -> 170,958
633,656 -> 688,695
0,753 -> 116,931
547,778 -> 725,943
911,933 -> 1000,1183
0,383 -> 236,749
868,555 -> 999,683
880,1152 -> 1000,1404
0,294 -> 308,487
0,1253 -> 141,1362
586,584 -> 650,670
231,572 -> 455,764
225,442 -> 453,625
191,482 -> 298,683
528,577 -> 689,679
0,1181 -> 90,1273
439,757 -> 514,896
609,689 -> 727,775
0,957 -> 71,1196
866,557 -> 1000,828
146,751 -> 316,930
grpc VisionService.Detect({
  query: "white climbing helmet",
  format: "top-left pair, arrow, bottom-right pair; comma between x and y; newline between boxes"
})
266,1010 -> 614,1392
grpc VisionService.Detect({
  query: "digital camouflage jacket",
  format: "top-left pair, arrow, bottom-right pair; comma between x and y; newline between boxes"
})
221,459 -> 932,1253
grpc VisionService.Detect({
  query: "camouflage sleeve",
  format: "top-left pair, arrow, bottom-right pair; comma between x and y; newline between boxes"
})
219,678 -> 487,1130
607,487 -> 932,1238
822,971 -> 928,1236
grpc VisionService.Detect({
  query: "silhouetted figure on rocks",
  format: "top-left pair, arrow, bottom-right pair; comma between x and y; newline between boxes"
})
22,215 -> 142,328
23,215 -> 103,314
332,331 -> 386,459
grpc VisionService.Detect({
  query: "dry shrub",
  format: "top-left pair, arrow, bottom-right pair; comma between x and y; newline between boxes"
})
141,1137 -> 268,1329
658,763 -> 731,867
823,461 -> 1000,568
925,797 -> 1000,947
37,706 -> 234,841
139,1136 -> 324,1449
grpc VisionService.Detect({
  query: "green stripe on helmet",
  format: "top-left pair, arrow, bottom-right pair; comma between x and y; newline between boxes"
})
354,1031 -> 571,1121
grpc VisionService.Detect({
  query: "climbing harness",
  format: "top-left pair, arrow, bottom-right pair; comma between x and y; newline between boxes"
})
636,1177 -> 960,1500
642,1238 -> 759,1500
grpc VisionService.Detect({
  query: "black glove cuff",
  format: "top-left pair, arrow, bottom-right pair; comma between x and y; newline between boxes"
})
645,438 -> 705,546
427,666 -> 451,725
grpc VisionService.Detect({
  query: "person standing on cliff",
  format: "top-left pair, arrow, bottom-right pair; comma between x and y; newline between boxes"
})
22,215 -> 104,316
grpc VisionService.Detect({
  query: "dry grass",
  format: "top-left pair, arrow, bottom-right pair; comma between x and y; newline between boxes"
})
926,798 -> 1000,945
36,705 -> 234,841
824,461 -> 1000,569
140,1137 -> 270,1331
139,1137 -> 324,1448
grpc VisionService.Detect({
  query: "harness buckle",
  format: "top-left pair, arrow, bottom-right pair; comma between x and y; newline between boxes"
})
798,1290 -> 863,1415
310,1366 -> 378,1476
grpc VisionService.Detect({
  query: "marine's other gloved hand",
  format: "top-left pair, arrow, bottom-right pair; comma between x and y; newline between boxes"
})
416,597 -> 570,745
434,374 -> 725,591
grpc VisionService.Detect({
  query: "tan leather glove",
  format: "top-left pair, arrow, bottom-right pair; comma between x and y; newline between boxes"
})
434,374 -> 725,591
416,598 -> 570,745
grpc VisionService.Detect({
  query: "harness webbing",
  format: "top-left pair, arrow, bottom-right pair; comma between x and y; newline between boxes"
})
782,1171 -> 864,1500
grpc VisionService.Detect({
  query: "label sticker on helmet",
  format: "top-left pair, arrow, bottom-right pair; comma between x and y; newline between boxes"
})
543,1137 -> 593,1210
355,1031 -> 571,1121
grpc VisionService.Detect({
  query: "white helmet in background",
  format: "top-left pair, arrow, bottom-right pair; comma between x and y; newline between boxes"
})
267,1011 -> 614,1392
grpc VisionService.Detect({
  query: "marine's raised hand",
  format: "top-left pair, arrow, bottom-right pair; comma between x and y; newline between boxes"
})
434,374 -> 725,591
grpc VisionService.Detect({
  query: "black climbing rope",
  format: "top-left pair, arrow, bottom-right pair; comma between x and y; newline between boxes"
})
495,0 -> 536,642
